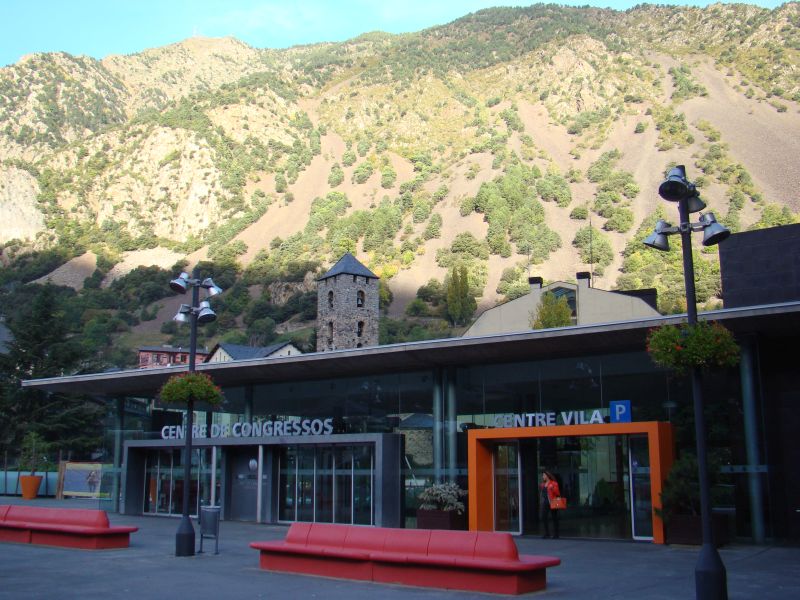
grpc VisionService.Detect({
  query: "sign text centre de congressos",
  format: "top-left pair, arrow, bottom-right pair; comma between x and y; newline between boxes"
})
161,418 -> 334,440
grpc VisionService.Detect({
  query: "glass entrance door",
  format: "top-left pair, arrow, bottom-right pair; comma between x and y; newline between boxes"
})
494,443 -> 521,534
278,447 -> 298,521
277,444 -> 373,525
142,448 -> 209,517
535,435 -> 631,539
629,435 -> 654,540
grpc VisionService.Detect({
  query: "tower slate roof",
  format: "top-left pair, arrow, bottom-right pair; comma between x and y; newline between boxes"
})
317,253 -> 378,281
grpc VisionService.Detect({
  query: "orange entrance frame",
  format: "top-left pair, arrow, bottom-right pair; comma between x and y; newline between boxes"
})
467,421 -> 675,544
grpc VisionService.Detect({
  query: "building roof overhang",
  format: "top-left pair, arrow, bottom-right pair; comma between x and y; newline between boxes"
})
22,301 -> 800,397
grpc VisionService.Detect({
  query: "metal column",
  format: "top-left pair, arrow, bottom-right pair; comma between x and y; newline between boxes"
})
432,369 -> 443,483
445,368 -> 458,482
112,397 -> 125,513
740,338 -> 766,543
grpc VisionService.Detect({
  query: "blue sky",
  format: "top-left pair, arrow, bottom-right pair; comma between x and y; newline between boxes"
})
0,1 -> 787,67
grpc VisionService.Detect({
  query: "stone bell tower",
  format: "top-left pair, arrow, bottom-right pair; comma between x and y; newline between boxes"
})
316,253 -> 379,352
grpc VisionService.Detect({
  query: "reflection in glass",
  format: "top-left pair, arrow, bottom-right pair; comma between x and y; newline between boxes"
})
353,445 -> 373,525
142,448 -> 208,517
545,436 -> 631,539
158,450 -> 174,514
297,447 -> 315,521
278,447 -> 297,521
629,435 -> 653,539
277,444 -> 373,525
315,448 -> 334,523
494,443 -> 521,533
334,448 -> 353,524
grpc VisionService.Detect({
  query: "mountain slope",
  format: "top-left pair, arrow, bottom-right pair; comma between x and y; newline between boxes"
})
1,3 -> 799,322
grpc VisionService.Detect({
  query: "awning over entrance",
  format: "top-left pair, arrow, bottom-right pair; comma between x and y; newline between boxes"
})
467,422 -> 675,543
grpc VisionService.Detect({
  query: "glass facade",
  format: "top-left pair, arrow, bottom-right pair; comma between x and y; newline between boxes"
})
112,346 -> 766,540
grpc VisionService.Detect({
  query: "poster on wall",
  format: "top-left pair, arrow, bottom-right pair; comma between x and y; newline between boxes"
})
59,462 -> 111,499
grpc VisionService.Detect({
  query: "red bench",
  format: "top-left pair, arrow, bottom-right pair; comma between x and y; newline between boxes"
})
251,523 -> 560,594
0,505 -> 138,549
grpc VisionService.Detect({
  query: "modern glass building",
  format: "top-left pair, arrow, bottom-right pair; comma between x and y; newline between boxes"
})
23,300 -> 800,544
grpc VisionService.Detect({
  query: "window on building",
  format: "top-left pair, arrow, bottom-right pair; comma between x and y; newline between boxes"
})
551,286 -> 578,324
328,290 -> 334,308
357,343 -> 362,348
357,321 -> 364,337
327,322 -> 334,345
353,275 -> 357,283
357,290 -> 365,307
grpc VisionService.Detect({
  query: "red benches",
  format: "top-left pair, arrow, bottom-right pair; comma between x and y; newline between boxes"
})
0,505 -> 138,549
251,523 -> 560,594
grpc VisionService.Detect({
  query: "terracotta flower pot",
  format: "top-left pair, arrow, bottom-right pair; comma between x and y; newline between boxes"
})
19,474 -> 43,499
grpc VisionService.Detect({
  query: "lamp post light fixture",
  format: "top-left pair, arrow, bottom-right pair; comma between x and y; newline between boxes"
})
645,166 -> 730,600
168,270 -> 222,557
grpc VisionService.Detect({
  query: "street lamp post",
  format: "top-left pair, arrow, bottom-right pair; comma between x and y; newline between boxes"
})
644,166 -> 730,600
169,270 -> 222,557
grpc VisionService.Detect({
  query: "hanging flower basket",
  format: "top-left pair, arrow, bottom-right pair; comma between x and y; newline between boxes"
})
647,321 -> 740,374
159,372 -> 224,406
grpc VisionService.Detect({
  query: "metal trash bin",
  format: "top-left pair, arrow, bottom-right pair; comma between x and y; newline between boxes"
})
198,505 -> 220,554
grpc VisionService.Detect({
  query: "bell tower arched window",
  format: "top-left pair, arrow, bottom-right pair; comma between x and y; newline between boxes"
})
328,290 -> 334,308
356,290 -> 365,307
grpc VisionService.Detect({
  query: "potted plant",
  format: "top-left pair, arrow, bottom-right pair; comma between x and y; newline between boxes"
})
416,482 -> 467,530
18,432 -> 48,499
657,453 -> 729,546
159,372 -> 224,406
647,321 -> 740,374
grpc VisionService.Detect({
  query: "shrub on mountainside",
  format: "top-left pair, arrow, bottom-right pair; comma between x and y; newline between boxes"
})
652,106 -> 694,150
496,265 -> 530,301
536,173 -> 572,207
379,317 -> 451,345
500,107 -> 524,132
572,226 -> 613,276
381,165 -> 397,188
342,150 -> 356,166
669,65 -> 708,102
352,161 -> 374,184
617,209 -> 723,313
603,207 -> 634,233
423,213 -> 443,240
328,163 -> 344,187
570,204 -> 589,220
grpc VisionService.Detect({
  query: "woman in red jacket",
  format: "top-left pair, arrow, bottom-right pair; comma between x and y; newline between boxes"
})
539,470 -> 561,538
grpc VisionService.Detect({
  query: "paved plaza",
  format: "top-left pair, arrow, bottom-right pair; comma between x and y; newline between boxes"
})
0,498 -> 798,599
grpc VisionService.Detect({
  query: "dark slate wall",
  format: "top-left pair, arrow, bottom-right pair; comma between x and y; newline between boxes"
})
719,223 -> 800,308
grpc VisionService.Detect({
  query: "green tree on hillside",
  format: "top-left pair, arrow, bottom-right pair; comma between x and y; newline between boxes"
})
573,226 -> 614,275
445,265 -> 476,326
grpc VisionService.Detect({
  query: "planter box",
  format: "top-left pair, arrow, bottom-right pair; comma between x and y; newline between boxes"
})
666,513 -> 730,546
416,509 -> 466,530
